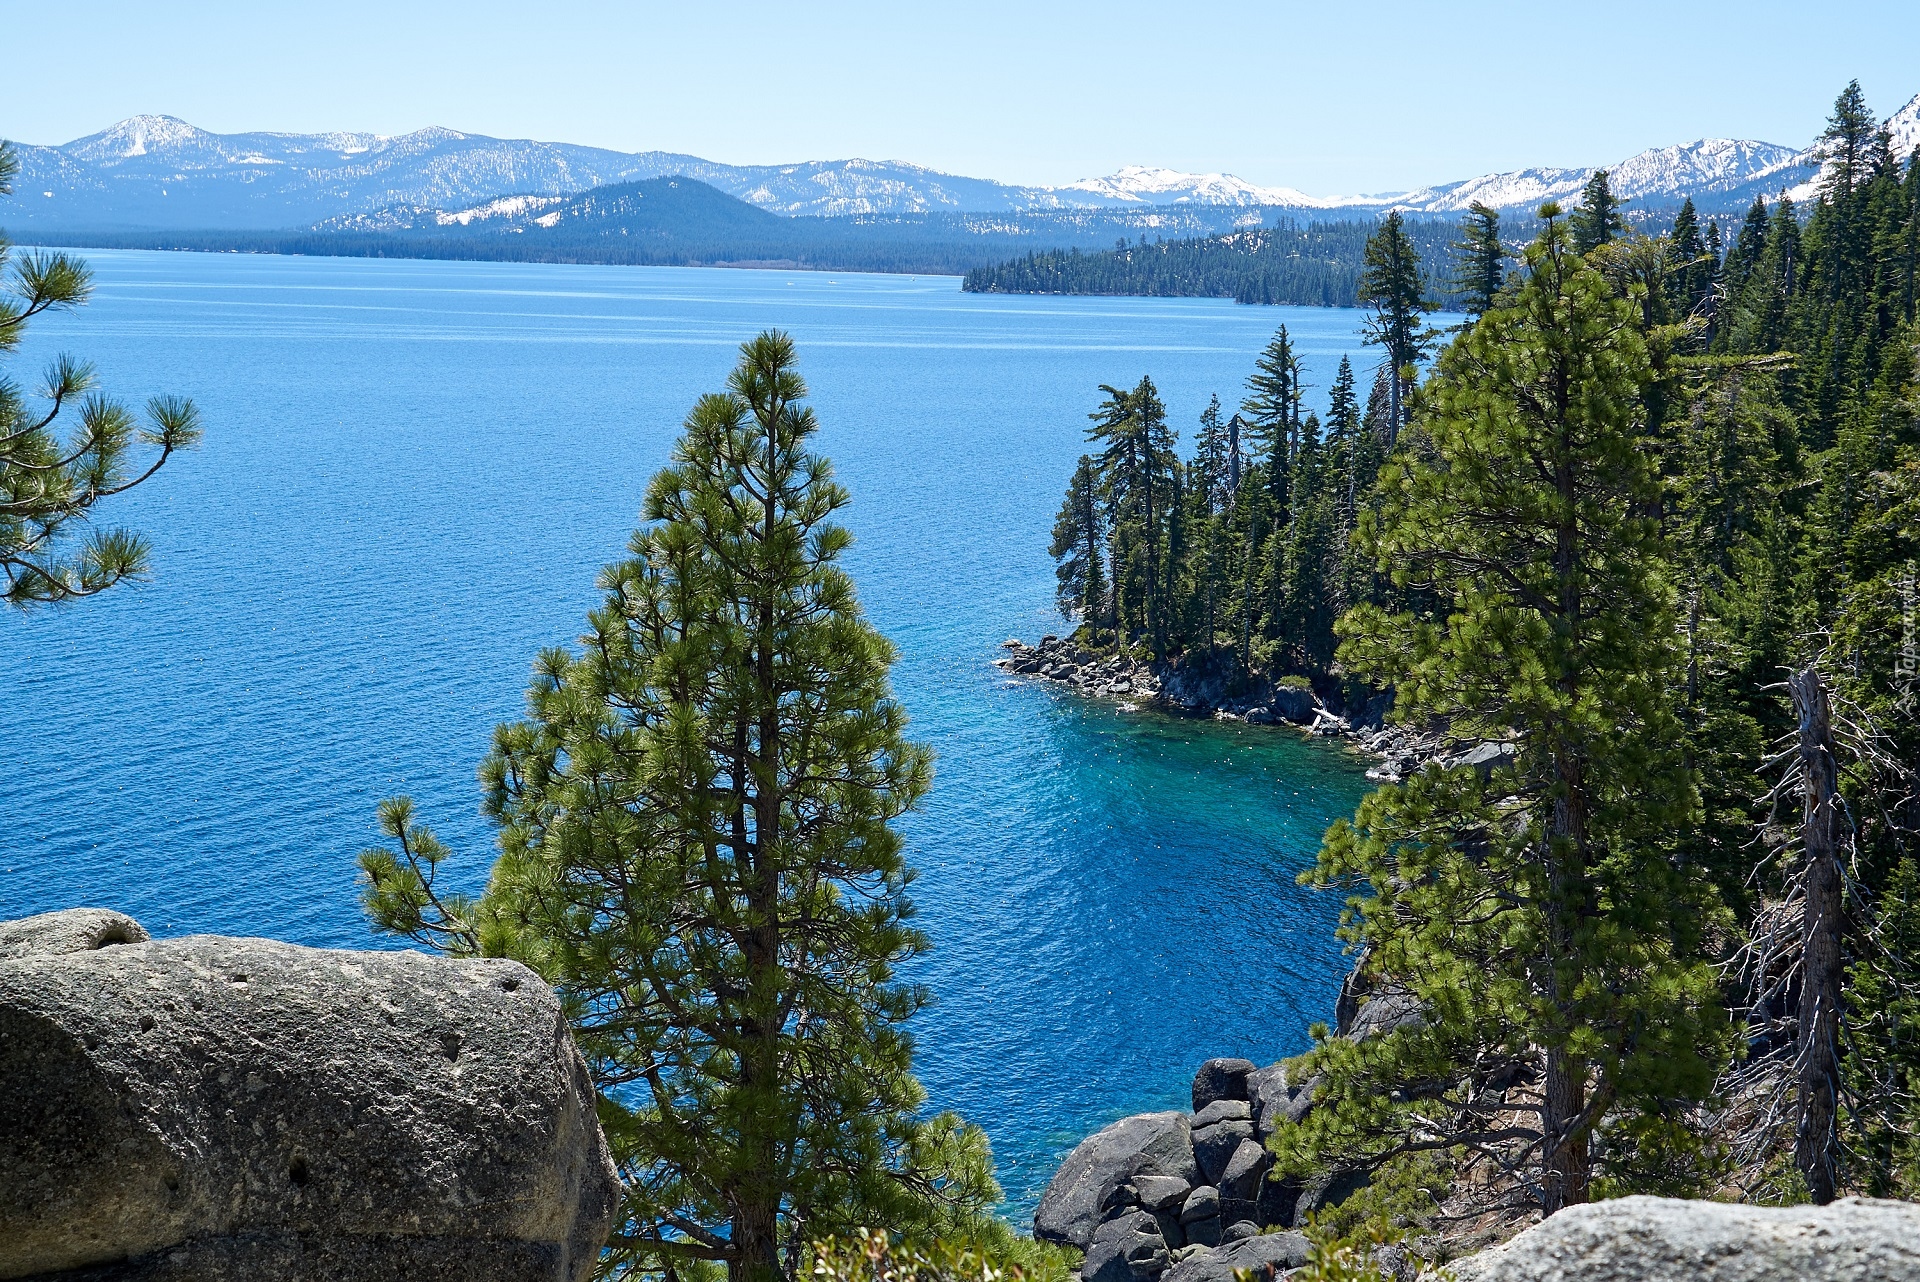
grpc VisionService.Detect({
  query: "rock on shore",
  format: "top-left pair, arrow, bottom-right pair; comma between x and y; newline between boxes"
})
0,908 -> 619,1282
1036,1058 -> 1326,1281
1449,1195 -> 1920,1282
994,637 -> 1350,736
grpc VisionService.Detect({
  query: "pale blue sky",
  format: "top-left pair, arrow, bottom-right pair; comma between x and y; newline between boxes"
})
11,0 -> 1919,193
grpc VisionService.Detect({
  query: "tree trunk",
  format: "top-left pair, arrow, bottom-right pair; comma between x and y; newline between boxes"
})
730,404 -> 789,1282
1789,665 -> 1844,1205
1387,365 -> 1402,447
1540,765 -> 1592,1216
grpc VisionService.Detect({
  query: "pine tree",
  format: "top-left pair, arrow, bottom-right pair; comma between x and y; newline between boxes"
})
1089,377 -> 1177,656
359,332 -> 1002,1282
0,142 -> 200,606
1817,79 -> 1878,202
1358,211 -> 1434,443
1571,169 -> 1627,254
1324,355 -> 1363,520
1668,196 -> 1713,324
1449,201 -> 1507,319
1051,455 -> 1107,628
1272,208 -> 1730,1218
1193,393 -> 1230,508
1722,195 -> 1772,304
1242,325 -> 1304,527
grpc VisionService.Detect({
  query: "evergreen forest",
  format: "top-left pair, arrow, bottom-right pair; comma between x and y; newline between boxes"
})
1045,82 -> 1920,1219
964,217 -> 1460,307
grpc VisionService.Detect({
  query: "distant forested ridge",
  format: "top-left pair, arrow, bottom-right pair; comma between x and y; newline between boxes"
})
962,218 -> 1465,306
27,177 -> 1306,279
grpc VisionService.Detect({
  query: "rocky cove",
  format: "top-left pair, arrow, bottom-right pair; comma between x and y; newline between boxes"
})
992,635 -> 1506,786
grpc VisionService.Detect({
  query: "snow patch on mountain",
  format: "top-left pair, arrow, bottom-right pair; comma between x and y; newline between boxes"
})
1061,165 -> 1335,208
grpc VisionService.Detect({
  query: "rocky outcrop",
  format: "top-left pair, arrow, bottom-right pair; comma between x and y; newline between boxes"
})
1448,1195 -> 1920,1282
0,909 -> 619,1282
1036,1061 -> 1322,1280
1035,1112 -> 1199,1249
1163,1232 -> 1310,1282
1190,1057 -> 1254,1110
993,639 -> 1349,736
0,907 -> 148,959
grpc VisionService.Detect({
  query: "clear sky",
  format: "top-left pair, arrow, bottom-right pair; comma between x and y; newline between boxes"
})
9,0 -> 1919,194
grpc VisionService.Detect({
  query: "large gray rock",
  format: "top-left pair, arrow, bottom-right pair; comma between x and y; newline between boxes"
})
1163,1232 -> 1311,1282
1037,1112 -> 1199,1248
0,919 -> 618,1282
1191,1099 -> 1252,1129
1346,990 -> 1425,1042
1192,1118 -> 1255,1186
1245,1062 -> 1291,1138
0,907 -> 148,959
1271,686 -> 1320,725
1191,1058 -> 1255,1111
1134,1175 -> 1192,1213
1083,1210 -> 1169,1282
1178,1186 -> 1220,1225
1218,1138 -> 1272,1202
1449,1196 -> 1920,1282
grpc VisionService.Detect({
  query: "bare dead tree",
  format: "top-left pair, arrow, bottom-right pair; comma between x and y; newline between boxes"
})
1788,666 -> 1845,1204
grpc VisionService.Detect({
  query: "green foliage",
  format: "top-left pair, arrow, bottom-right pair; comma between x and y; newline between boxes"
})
963,218 -> 1457,308
806,1229 -> 1077,1282
0,140 -> 201,607
360,332 -> 1003,1282
1050,455 -> 1106,625
1271,209 -> 1732,1216
1847,857 -> 1920,1196
1448,202 -> 1508,320
1570,171 -> 1626,254
1358,212 -> 1436,441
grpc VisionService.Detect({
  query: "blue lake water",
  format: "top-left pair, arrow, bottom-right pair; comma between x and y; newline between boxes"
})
0,250 -> 1386,1217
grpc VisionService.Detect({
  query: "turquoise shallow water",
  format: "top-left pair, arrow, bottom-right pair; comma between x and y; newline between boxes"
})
0,251 -> 1381,1217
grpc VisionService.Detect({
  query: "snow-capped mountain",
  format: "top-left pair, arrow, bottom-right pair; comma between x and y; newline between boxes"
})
4,93 -> 1915,235
1058,165 -> 1335,208
1385,137 -> 1818,216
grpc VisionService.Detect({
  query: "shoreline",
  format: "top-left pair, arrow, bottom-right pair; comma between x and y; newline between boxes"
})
993,634 -> 1453,784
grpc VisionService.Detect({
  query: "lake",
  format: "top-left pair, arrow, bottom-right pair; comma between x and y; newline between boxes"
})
0,250 -> 1383,1216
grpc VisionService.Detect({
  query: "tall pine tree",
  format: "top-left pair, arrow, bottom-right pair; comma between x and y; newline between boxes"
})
359,332 -> 1003,1282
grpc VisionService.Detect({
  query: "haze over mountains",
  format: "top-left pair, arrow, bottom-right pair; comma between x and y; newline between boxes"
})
6,93 -> 1917,236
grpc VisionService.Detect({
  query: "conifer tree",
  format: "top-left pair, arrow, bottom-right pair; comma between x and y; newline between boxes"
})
360,332 -> 1001,1282
1272,206 -> 1729,1218
1721,196 -> 1772,308
0,142 -> 200,606
1193,393 -> 1229,507
1358,211 -> 1434,442
1817,80 -> 1878,202
1088,377 -> 1177,656
1051,455 -> 1106,628
1241,326 -> 1304,528
1571,169 -> 1627,254
1449,201 -> 1507,320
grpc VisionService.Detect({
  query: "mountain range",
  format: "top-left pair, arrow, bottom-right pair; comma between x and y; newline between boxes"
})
5,93 -> 1917,237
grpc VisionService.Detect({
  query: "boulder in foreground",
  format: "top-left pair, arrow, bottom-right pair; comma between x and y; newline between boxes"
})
0,908 -> 619,1282
1449,1195 -> 1920,1282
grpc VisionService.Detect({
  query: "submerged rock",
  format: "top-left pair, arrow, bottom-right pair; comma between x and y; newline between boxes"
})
0,912 -> 618,1282
1449,1195 -> 1920,1282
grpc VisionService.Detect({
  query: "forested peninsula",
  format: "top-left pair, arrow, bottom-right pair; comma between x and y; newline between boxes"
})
1009,83 -> 1920,1255
963,218 -> 1461,306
